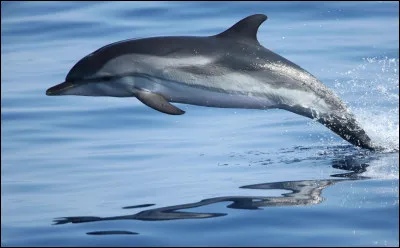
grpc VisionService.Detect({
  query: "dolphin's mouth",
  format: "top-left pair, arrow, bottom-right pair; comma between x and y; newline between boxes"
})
46,81 -> 76,96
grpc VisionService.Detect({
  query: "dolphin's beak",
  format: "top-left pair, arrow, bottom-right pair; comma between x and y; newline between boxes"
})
46,81 -> 75,96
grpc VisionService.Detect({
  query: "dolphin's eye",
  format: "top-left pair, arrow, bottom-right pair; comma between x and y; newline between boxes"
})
101,76 -> 113,81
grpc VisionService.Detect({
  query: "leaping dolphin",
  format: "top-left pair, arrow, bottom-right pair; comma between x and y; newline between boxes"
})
46,14 -> 376,150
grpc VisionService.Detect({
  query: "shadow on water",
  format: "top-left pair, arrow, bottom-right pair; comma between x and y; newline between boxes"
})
53,147 -> 378,236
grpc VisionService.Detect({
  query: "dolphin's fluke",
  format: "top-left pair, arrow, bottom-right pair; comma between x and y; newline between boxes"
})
318,113 -> 375,150
286,105 -> 376,150
135,91 -> 185,115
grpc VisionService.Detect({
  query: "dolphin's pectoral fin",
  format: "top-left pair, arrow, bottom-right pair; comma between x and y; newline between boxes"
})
135,91 -> 185,115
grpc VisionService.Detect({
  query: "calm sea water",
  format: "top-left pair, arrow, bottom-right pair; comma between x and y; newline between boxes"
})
1,1 -> 399,247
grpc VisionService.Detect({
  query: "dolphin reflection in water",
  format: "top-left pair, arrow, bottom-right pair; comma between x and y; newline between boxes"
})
53,152 -> 371,235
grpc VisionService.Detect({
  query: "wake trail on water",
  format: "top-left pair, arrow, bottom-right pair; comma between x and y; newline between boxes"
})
333,57 -> 399,153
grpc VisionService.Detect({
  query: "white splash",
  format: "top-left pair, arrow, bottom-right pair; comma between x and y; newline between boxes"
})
333,57 -> 399,152
361,154 -> 399,180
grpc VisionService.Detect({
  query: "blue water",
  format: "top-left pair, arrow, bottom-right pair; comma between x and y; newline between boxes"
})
1,1 -> 399,246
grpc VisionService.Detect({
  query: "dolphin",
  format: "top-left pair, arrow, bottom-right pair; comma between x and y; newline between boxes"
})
46,14 -> 376,150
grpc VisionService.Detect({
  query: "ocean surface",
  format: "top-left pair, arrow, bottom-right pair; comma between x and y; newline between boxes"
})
1,1 -> 399,247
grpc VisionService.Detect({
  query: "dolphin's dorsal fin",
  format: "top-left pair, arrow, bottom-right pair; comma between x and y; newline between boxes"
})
215,14 -> 267,43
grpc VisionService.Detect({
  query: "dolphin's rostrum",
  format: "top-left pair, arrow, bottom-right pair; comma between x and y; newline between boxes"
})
46,14 -> 375,150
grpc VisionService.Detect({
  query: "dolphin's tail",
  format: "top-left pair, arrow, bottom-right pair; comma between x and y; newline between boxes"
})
317,112 -> 377,150
282,105 -> 379,150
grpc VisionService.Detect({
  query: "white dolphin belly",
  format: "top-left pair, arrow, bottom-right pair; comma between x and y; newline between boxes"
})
125,74 -> 329,113
62,71 -> 330,117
